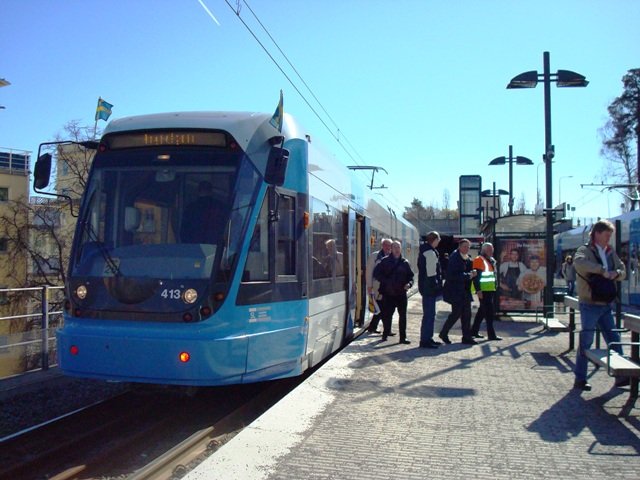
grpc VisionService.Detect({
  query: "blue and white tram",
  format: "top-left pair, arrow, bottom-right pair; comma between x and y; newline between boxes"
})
555,209 -> 640,307
36,111 -> 417,386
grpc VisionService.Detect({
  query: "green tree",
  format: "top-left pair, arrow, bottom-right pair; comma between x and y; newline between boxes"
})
403,198 -> 432,233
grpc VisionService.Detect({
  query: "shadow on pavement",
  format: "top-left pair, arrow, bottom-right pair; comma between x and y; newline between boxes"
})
326,377 -> 475,399
527,389 -> 640,456
340,323 -> 548,405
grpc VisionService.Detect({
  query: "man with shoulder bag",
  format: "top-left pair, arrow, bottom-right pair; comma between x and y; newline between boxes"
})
573,220 -> 627,391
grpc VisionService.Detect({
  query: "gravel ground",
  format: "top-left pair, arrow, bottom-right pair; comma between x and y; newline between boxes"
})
0,369 -> 129,439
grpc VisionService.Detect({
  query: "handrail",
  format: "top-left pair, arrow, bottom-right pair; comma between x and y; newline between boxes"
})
0,285 -> 65,379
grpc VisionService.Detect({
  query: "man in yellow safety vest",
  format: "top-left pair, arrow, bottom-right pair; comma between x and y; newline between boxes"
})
471,242 -> 502,341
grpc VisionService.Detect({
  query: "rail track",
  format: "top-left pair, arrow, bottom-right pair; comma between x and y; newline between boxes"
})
0,376 -> 303,479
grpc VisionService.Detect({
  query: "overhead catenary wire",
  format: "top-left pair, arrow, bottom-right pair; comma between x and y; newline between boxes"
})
239,1 -> 368,166
219,0 -> 368,168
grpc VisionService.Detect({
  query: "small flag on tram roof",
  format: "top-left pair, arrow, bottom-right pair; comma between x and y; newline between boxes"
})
95,97 -> 114,121
269,90 -> 284,132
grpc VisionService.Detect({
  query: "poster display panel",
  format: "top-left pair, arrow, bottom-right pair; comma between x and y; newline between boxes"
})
497,238 -> 546,312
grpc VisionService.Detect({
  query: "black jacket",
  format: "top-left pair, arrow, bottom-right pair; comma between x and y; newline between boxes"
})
374,255 -> 414,297
442,249 -> 474,304
418,242 -> 443,296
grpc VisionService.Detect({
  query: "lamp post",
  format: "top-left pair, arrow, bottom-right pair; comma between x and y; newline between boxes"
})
0,78 -> 9,110
489,145 -> 533,215
481,183 -> 509,244
481,183 -> 509,219
559,175 -> 573,204
508,51 -> 588,319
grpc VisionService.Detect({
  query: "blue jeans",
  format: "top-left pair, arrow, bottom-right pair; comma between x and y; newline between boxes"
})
574,302 -> 623,381
420,295 -> 437,344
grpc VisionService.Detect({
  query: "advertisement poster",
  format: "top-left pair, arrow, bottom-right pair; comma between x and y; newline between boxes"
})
497,238 -> 546,312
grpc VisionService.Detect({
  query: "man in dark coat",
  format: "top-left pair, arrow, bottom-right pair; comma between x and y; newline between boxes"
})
365,238 -> 392,333
181,180 -> 226,244
439,238 -> 478,345
374,240 -> 414,344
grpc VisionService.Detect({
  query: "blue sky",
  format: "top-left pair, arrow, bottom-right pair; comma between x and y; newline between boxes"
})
1,0 -> 639,223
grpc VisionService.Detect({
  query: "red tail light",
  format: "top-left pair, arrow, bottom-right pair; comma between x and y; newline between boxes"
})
179,352 -> 191,363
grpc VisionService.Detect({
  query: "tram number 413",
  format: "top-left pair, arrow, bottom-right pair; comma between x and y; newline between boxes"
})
161,289 -> 182,300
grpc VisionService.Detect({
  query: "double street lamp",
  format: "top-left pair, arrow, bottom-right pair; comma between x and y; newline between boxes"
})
488,145 -> 533,215
507,51 -> 588,319
481,182 -> 509,221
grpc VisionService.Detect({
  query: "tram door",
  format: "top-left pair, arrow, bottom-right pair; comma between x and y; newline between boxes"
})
354,214 -> 367,326
344,209 -> 357,340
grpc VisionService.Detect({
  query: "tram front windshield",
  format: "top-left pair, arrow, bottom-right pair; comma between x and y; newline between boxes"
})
71,151 -> 260,282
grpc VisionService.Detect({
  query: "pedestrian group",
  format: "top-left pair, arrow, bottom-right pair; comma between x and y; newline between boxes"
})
368,232 -> 501,348
367,220 -> 630,392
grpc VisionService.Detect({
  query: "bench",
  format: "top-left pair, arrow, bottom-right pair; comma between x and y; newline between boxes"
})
584,349 -> 640,377
563,296 -> 580,350
543,317 -> 569,332
535,305 -> 570,332
563,295 -> 630,352
583,313 -> 640,399
622,314 -> 640,398
531,289 -> 572,333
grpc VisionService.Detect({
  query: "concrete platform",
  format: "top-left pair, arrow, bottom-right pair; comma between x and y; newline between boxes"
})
185,296 -> 640,480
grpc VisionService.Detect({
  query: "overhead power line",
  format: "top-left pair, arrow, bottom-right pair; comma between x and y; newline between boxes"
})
220,0 -> 367,167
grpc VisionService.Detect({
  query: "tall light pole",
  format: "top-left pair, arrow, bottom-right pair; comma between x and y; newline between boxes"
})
481,183 -> 509,219
508,51 -> 588,319
559,175 -> 573,204
488,145 -> 533,215
0,78 -> 10,110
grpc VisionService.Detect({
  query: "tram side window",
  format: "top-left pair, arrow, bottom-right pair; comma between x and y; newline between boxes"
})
332,213 -> 345,277
243,195 -> 269,282
311,198 -> 345,280
276,194 -> 296,277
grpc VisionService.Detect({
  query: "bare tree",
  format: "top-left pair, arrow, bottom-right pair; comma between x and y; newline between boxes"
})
0,121 -> 95,289
601,68 -> 640,210
50,120 -> 97,198
0,198 -> 69,287
516,193 -> 527,214
442,189 -> 450,211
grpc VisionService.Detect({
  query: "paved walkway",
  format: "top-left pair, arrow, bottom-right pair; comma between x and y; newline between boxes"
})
186,296 -> 640,480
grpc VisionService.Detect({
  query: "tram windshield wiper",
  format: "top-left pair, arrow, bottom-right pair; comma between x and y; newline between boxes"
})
80,219 -> 122,277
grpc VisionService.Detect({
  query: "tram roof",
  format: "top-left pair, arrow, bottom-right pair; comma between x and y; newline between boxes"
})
103,111 -> 417,236
103,111 -> 307,146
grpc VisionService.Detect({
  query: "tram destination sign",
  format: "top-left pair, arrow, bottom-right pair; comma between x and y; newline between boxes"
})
106,130 -> 228,149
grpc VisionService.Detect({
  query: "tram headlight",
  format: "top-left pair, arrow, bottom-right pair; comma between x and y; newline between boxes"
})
76,285 -> 88,300
183,288 -> 198,304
